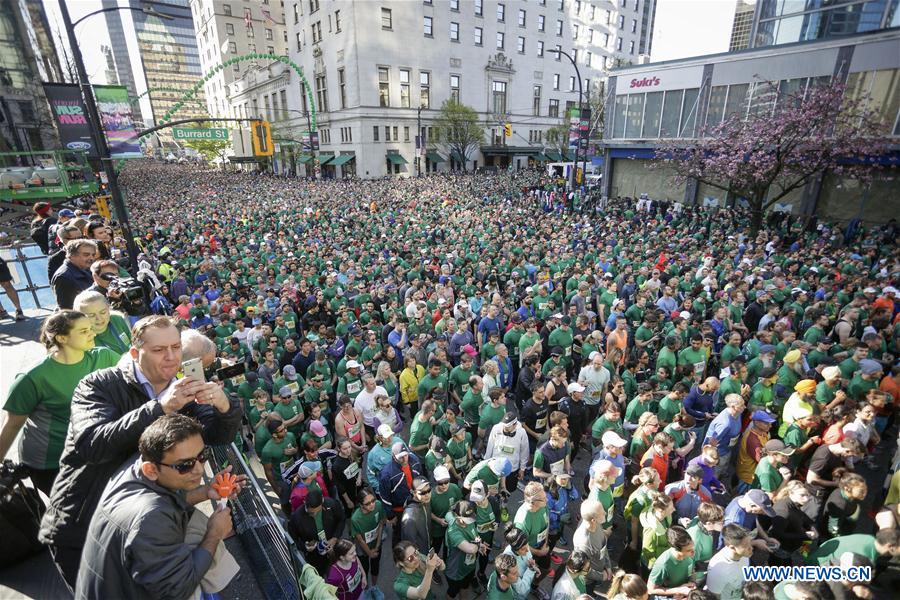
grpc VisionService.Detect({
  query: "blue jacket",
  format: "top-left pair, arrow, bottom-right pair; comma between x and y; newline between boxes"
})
377,454 -> 423,513
546,485 -> 579,533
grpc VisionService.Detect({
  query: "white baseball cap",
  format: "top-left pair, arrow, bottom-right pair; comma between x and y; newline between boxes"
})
601,430 -> 628,448
346,360 -> 361,369
567,382 -> 586,394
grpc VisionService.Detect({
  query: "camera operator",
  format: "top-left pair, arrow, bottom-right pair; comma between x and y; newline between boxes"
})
87,260 -> 120,298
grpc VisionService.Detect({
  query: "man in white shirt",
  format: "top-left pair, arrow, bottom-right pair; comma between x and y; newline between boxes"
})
353,373 -> 387,429
484,412 -> 530,493
705,523 -> 752,600
577,352 -> 610,420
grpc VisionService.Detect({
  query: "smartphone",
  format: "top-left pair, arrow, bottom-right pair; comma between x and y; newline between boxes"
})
182,357 -> 205,383
216,362 -> 246,381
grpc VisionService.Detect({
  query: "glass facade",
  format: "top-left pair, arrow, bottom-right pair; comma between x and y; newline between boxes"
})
754,0 -> 898,47
131,0 -> 206,125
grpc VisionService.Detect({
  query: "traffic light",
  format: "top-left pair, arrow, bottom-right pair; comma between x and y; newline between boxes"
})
251,120 -> 274,156
504,123 -> 512,137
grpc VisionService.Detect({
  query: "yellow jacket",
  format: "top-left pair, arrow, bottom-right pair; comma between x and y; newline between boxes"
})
399,365 -> 425,405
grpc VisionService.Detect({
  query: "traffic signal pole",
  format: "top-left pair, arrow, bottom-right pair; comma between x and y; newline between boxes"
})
59,1 -> 140,275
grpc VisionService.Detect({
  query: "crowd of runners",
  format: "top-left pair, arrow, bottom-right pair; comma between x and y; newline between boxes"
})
2,161 -> 900,600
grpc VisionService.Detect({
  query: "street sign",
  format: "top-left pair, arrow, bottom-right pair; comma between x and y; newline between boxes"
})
172,128 -> 229,141
94,195 -> 112,219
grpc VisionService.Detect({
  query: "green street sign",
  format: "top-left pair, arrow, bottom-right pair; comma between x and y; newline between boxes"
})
172,128 -> 229,141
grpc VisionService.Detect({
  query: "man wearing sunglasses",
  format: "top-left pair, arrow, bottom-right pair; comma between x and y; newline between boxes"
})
76,414 -> 245,599
40,315 -> 243,591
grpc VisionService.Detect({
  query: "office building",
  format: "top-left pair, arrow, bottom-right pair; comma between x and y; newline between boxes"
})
287,0 -> 657,178
0,0 -> 60,153
598,26 -> 900,223
102,0 -> 147,125
729,0 -> 756,51
750,0 -> 898,48
190,0 -> 288,120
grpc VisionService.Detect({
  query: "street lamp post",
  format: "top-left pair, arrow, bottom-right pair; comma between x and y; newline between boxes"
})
551,48 -> 584,193
60,2 -> 173,275
416,105 -> 423,177
279,108 -> 317,178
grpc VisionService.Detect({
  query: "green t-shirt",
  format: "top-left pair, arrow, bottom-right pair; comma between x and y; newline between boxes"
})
678,347 -> 707,377
514,504 -> 550,549
478,402 -> 506,431
805,534 -> 877,566
449,365 -> 474,399
430,483 -> 462,539
485,572 -> 515,599
657,394 -> 683,424
687,522 -> 715,568
4,347 -> 121,469
446,515 -> 478,579
394,559 -> 432,600
408,413 -> 434,455
261,432 -> 298,482
93,313 -> 132,355
648,547 -> 695,588
460,389 -> 482,425
753,457 -> 784,493
350,500 -> 384,548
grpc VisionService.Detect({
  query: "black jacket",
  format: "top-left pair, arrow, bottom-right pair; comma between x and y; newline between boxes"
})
51,259 -> 93,309
287,497 -> 346,548
770,498 -> 815,553
39,356 -> 242,548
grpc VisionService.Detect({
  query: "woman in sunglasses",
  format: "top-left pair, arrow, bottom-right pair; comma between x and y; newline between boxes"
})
392,540 -> 445,600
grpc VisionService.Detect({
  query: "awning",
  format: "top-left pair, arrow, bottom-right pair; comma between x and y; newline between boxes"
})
564,150 -> 577,161
530,153 -> 549,162
297,155 -> 314,164
318,153 -> 335,165
544,150 -> 563,161
330,154 -> 355,166
228,156 -> 265,163
426,151 -> 445,163
386,153 -> 408,165
450,151 -> 466,163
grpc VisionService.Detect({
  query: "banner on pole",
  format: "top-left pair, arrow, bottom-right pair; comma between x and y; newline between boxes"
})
42,83 -> 96,157
94,85 -> 143,159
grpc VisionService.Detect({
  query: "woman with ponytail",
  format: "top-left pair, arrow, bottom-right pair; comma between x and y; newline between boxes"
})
607,569 -> 648,600
0,310 -> 120,492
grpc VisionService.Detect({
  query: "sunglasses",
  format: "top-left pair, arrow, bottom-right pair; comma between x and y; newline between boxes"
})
404,553 -> 418,563
157,447 -> 210,474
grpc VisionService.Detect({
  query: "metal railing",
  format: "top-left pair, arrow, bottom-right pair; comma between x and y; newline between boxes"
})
0,243 -> 56,310
210,443 -> 306,600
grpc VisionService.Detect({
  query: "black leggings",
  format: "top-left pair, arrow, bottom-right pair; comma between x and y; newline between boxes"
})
358,547 -> 382,583
447,571 -> 475,597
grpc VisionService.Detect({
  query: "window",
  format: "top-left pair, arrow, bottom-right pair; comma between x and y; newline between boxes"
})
572,48 -> 578,63
450,74 -> 460,102
605,9 -> 611,24
292,3 -> 297,23
517,36 -> 525,53
549,98 -> 559,117
381,8 -> 392,29
450,21 -> 459,41
588,28 -> 593,43
496,31 -> 504,49
474,26 -> 483,45
518,8 -> 526,26
404,126 -> 410,142
296,32 -> 302,51
497,3 -> 505,22
424,16 -> 433,36
373,126 -> 380,142
616,36 -> 623,51
226,23 -> 234,35
559,0 -> 565,10
310,0 -> 319,12
537,40 -> 544,56
586,51 -> 591,67
533,85 -> 541,116
555,44 -> 561,58
420,72 -> 431,108
492,80 -> 507,114
266,28 -> 273,40
573,24 -> 579,39
569,76 -> 575,91
393,126 -> 399,141
629,40 -> 635,54
591,5 -> 596,19
315,73 -> 328,112
229,41 -> 237,53
631,19 -> 637,33
618,15 -> 624,28
538,15 -> 545,31
311,21 -> 322,43
450,0 -> 459,10
378,67 -> 390,107
556,19 -> 563,36
338,68 -> 346,108
223,4 -> 232,16
475,0 -> 483,16
335,10 -> 341,32
384,126 -> 390,140
575,0 -> 582,13
603,33 -> 610,47
280,90 -> 288,119
553,73 -> 560,90
267,45 -> 274,54
400,69 -> 410,107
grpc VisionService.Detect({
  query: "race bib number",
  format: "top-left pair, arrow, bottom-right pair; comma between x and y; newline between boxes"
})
347,381 -> 362,395
364,528 -> 378,543
536,417 -> 547,430
454,455 -> 468,469
462,384 -> 470,393
287,382 -> 300,394
537,528 -> 548,546
465,551 -> 476,565
564,346 -> 572,357
500,444 -> 515,455
693,361 -> 705,374
729,435 -> 740,447
550,459 -> 566,475
285,320 -> 295,330
348,568 -> 362,591
343,462 -> 360,479
233,374 -> 246,385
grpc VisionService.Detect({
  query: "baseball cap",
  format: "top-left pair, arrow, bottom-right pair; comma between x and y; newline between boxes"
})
764,439 -> 795,456
296,464 -> 315,479
434,466 -> 451,483
309,420 -> 327,437
685,464 -> 704,478
859,359 -> 883,376
282,365 -> 297,380
377,424 -> 394,439
469,480 -> 486,503
550,346 -> 564,357
490,457 -> 513,477
346,359 -> 361,369
751,410 -> 776,423
601,430 -> 628,447
279,385 -> 293,398
391,442 -> 409,458
745,489 -> 776,516
758,344 -> 776,354
462,344 -> 477,358
58,208 -> 75,217
567,382 -> 585,394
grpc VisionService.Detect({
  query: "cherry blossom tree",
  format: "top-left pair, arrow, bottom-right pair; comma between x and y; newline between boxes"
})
656,80 -> 894,233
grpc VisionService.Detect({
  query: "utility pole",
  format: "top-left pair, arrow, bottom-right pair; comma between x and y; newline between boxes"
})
552,48 -> 584,193
59,1 -> 140,275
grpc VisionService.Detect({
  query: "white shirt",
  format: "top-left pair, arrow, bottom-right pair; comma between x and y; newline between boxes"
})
705,548 -> 749,600
354,386 -> 387,427
485,422 -> 530,472
578,365 -> 611,406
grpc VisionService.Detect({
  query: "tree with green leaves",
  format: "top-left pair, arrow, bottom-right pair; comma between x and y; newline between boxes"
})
179,121 -> 231,170
434,99 -> 484,172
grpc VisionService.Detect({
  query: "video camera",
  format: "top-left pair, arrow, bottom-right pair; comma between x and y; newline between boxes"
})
100,273 -> 148,315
